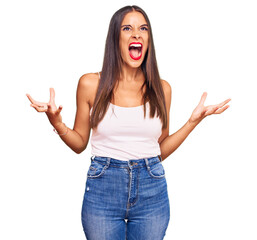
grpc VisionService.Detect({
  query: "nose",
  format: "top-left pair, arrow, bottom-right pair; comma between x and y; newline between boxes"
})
132,29 -> 141,39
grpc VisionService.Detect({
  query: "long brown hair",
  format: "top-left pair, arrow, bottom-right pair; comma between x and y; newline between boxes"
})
90,5 -> 167,129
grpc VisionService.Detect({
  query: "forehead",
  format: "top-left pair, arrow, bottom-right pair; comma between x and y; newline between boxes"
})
121,11 -> 147,26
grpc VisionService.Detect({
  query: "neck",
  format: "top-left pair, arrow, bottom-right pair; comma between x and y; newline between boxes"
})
119,64 -> 144,83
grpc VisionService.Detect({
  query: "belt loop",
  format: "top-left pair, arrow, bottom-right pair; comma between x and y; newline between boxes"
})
91,155 -> 95,161
158,155 -> 163,162
106,157 -> 111,167
144,158 -> 150,170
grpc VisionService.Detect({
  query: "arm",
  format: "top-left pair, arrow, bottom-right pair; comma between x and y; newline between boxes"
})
26,73 -> 97,154
159,82 -> 231,161
160,119 -> 198,161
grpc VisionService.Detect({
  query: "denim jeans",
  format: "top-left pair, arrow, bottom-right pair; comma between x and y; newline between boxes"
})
81,155 -> 170,240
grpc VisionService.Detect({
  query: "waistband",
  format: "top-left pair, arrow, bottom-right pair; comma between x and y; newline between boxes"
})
91,155 -> 162,168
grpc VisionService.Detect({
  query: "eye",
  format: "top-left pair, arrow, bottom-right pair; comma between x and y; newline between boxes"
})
122,26 -> 131,31
140,26 -> 148,31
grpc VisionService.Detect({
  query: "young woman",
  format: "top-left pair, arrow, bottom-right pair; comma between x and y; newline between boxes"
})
26,5 -> 230,240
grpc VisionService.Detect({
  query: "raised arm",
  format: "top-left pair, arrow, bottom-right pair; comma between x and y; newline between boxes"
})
159,82 -> 231,161
26,73 -> 98,154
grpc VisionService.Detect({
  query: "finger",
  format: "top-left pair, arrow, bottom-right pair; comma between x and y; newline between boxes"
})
47,103 -> 52,112
27,93 -> 46,108
208,98 -> 231,114
199,92 -> 207,106
26,94 -> 37,104
205,105 -> 219,116
214,105 -> 230,114
26,93 -> 45,106
30,104 -> 47,112
55,105 -> 63,115
49,88 -> 55,103
217,98 -> 231,108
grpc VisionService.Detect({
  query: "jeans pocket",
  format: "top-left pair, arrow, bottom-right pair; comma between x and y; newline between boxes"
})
87,160 -> 108,178
147,161 -> 165,179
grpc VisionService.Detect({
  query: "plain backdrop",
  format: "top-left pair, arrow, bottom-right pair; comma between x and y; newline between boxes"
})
1,0 -> 256,239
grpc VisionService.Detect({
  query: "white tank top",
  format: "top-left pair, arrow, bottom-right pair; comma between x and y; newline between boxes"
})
90,102 -> 162,161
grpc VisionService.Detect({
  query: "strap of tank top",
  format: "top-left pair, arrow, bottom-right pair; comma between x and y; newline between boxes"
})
98,72 -> 101,79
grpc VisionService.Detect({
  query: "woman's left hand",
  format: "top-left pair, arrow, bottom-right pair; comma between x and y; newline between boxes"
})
189,92 -> 231,125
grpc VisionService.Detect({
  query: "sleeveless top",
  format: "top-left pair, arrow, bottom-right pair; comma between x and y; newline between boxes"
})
90,73 -> 162,161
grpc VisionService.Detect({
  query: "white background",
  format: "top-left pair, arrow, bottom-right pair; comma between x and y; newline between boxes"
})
1,0 -> 256,239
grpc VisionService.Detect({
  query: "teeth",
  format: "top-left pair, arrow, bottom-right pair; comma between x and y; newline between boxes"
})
130,43 -> 142,48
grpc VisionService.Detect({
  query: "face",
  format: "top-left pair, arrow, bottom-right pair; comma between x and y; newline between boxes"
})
119,11 -> 149,68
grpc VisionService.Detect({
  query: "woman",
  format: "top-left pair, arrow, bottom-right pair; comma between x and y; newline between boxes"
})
26,5 -> 230,240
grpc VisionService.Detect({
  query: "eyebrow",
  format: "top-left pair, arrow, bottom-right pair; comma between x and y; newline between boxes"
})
121,24 -> 148,28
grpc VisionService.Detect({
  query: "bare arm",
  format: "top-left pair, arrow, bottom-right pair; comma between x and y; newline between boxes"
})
159,82 -> 231,161
160,119 -> 198,161
26,73 -> 97,154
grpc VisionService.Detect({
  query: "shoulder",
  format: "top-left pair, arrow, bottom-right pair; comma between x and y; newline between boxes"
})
77,72 -> 100,107
78,72 -> 100,89
160,79 -> 172,97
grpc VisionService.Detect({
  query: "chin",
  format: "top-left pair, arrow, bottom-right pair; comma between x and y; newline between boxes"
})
124,61 -> 142,69
122,55 -> 146,69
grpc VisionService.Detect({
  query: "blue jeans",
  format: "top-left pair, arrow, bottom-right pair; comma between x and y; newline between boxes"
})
81,155 -> 170,240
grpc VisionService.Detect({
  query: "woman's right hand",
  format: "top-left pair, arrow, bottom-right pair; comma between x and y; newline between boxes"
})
26,88 -> 63,127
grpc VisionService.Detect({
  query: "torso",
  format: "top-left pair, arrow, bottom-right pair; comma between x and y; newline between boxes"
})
82,71 -> 170,146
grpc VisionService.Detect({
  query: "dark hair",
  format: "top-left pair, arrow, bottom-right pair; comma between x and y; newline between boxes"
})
90,5 -> 167,129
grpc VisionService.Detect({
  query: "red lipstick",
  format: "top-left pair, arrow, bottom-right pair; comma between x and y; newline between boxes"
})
129,42 -> 143,60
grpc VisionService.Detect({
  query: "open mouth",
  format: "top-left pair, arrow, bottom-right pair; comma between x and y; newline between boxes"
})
129,42 -> 143,60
